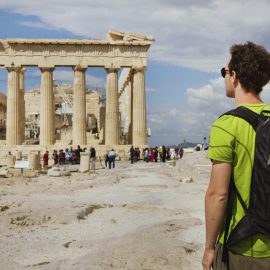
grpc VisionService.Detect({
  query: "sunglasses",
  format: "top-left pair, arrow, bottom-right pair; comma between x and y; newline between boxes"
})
221,67 -> 230,78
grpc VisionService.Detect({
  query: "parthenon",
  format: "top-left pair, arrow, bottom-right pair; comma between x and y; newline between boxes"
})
0,31 -> 154,152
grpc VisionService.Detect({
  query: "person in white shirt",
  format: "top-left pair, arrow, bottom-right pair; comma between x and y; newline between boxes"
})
108,149 -> 116,169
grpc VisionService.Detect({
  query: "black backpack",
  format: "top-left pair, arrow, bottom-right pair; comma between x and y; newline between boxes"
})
220,106 -> 270,261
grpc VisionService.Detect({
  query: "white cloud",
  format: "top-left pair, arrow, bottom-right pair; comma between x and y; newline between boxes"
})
1,0 -> 270,71
20,21 -> 55,30
261,83 -> 270,104
149,118 -> 163,124
167,108 -> 180,117
148,113 -> 164,125
146,87 -> 158,93
182,78 -> 235,137
187,78 -> 234,114
147,77 -> 236,144
151,78 -> 270,145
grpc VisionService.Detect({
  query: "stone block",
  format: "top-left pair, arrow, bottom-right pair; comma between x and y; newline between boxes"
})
48,167 -> 71,177
79,152 -> 90,172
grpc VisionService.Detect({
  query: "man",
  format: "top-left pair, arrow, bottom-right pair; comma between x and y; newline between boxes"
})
130,146 -> 135,164
53,150 -> 58,165
202,137 -> 208,151
202,42 -> 270,270
144,148 -> 149,162
89,147 -> 96,172
76,145 -> 82,164
161,145 -> 166,162
108,149 -> 116,169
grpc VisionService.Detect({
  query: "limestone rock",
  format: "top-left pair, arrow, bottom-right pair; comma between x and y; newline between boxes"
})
48,167 -> 71,177
180,177 -> 193,183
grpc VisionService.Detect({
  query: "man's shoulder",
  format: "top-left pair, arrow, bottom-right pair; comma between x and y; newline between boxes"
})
211,113 -> 238,132
213,104 -> 270,129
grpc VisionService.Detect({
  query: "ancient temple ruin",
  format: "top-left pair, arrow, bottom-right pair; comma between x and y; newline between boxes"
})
0,31 -> 154,155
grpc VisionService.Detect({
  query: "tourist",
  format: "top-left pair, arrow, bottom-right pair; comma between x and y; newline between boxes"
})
43,151 -> 49,168
179,148 -> 184,159
130,146 -> 135,164
202,137 -> 208,151
53,150 -> 58,165
161,145 -> 166,162
154,147 -> 158,162
108,149 -> 116,169
135,147 -> 140,161
58,149 -> 65,165
166,148 -> 170,160
76,145 -> 82,164
170,148 -> 176,160
150,148 -> 155,162
175,147 -> 179,159
65,148 -> 70,164
71,150 -> 76,164
202,42 -> 270,270
89,147 -> 96,172
144,148 -> 149,162
104,151 -> 109,167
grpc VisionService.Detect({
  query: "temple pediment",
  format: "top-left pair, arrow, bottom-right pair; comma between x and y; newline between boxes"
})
107,31 -> 155,42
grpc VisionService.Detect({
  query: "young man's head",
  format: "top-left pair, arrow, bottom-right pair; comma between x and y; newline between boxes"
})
226,42 -> 270,95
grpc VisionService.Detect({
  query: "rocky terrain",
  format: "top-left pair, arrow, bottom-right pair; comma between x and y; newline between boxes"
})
0,151 -> 211,270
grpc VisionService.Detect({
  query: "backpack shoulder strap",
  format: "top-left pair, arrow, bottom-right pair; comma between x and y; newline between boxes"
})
220,106 -> 259,131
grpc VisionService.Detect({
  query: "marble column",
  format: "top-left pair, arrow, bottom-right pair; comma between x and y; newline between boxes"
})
6,66 -> 21,145
19,68 -> 25,143
132,67 -> 147,146
105,68 -> 119,145
72,65 -> 87,146
39,67 -> 55,145
126,75 -> 133,144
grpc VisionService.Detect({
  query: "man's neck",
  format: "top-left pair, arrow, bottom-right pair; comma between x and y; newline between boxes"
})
235,86 -> 263,106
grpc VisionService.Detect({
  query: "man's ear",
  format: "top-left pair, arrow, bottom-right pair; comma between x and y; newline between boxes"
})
231,71 -> 238,88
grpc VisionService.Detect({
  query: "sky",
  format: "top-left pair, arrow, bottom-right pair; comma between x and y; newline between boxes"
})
0,0 -> 270,146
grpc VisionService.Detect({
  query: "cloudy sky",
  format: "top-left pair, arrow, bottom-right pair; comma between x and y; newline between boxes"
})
0,0 -> 270,146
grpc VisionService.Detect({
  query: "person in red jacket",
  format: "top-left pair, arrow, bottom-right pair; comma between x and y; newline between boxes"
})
43,151 -> 49,168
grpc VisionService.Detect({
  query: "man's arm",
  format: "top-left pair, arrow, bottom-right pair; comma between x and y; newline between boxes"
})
202,160 -> 231,270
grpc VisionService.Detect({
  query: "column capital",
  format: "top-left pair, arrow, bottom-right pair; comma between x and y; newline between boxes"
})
6,66 -> 21,72
73,65 -> 87,72
39,67 -> 55,72
105,67 -> 119,73
132,66 -> 146,73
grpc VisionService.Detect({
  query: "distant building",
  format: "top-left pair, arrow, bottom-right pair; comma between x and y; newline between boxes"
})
24,83 -> 105,144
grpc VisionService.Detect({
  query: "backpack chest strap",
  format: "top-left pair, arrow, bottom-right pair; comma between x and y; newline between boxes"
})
221,106 -> 259,130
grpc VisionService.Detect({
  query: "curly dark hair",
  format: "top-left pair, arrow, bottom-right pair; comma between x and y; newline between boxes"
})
229,42 -> 270,94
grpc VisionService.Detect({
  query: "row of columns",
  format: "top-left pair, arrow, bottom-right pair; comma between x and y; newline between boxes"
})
5,65 -> 147,146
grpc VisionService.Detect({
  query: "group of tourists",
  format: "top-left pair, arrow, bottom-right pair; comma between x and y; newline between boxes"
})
51,145 -> 84,166
130,145 -> 184,164
129,147 -> 141,163
42,145 -> 92,168
43,146 -> 118,170
43,144 -> 185,169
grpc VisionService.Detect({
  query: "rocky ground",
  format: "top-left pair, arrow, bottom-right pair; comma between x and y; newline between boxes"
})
0,151 -> 211,270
